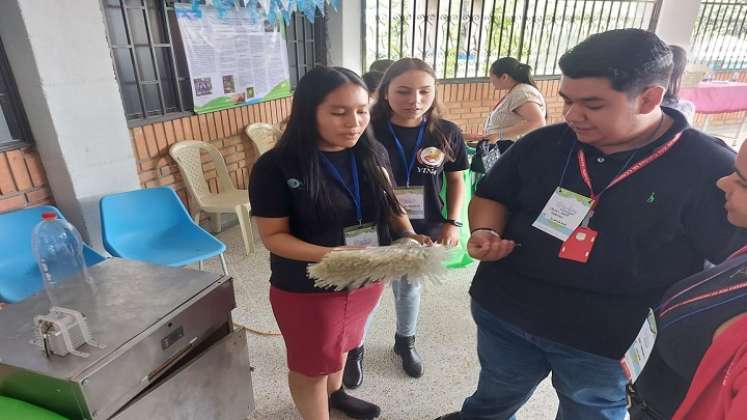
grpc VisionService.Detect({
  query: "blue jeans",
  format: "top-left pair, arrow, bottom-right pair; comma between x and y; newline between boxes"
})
461,300 -> 628,420
361,276 -> 422,344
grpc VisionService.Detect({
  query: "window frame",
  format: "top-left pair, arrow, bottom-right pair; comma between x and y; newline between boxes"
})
0,37 -> 33,153
103,0 -> 327,127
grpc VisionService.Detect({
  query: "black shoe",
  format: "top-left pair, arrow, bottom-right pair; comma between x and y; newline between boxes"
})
433,412 -> 461,420
329,387 -> 381,419
393,334 -> 423,378
343,345 -> 365,389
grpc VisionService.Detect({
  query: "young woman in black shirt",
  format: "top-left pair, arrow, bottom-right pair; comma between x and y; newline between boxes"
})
343,58 -> 469,387
249,67 -> 429,420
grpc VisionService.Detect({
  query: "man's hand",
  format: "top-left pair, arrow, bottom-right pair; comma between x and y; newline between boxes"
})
467,230 -> 516,261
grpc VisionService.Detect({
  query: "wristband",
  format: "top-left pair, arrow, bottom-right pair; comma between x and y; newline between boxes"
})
470,227 -> 500,237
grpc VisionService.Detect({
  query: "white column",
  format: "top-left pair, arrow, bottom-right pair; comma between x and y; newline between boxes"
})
326,1 -> 364,75
655,0 -> 702,50
0,0 -> 140,249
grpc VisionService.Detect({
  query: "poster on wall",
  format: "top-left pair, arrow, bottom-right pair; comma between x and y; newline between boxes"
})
175,4 -> 291,114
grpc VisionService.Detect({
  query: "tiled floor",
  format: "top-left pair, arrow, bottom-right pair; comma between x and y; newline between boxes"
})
201,226 -> 558,420
208,119 -> 745,419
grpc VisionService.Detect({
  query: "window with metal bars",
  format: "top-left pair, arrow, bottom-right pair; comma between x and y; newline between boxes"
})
0,38 -> 33,152
103,0 -> 326,126
364,0 -> 663,79
691,0 -> 747,72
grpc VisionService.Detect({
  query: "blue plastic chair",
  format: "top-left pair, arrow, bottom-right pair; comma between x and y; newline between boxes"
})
0,205 -> 106,303
99,187 -> 228,274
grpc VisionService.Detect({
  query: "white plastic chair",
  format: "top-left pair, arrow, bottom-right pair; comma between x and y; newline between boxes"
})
169,140 -> 255,255
245,123 -> 281,156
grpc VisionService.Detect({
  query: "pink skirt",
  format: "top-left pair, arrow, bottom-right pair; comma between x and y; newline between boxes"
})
269,283 -> 384,377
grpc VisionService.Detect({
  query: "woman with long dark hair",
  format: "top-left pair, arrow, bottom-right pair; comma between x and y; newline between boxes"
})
249,66 -> 430,420
466,57 -> 546,142
662,45 -> 695,123
342,58 -> 469,388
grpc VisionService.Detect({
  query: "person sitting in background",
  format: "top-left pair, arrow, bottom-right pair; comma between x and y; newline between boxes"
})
661,45 -> 696,124
466,57 -> 546,142
630,140 -> 747,420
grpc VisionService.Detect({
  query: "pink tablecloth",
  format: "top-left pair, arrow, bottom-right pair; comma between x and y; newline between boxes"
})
679,82 -> 747,114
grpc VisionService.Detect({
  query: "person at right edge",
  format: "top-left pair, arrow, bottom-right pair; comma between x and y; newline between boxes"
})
628,141 -> 747,419
435,29 -> 747,420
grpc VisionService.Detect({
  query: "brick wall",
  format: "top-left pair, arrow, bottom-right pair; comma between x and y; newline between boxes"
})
438,78 -> 565,134
130,97 -> 293,218
0,147 -> 51,213
4,70 -> 745,217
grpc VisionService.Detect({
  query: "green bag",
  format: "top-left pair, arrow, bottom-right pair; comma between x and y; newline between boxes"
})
439,169 -> 475,268
0,396 -> 69,420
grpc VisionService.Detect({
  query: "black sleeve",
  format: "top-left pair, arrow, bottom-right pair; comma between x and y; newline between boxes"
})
683,138 -> 747,263
248,151 -> 292,218
443,121 -> 470,172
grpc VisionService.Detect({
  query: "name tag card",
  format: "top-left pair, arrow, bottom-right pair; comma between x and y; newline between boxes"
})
394,186 -> 426,220
620,309 -> 658,383
532,187 -> 593,241
344,223 -> 380,247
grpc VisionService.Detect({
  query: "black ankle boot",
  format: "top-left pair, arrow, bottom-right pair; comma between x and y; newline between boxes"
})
329,387 -> 381,419
343,345 -> 365,389
393,334 -> 423,378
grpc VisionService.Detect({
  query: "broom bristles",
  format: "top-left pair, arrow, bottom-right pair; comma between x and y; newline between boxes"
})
308,242 -> 453,291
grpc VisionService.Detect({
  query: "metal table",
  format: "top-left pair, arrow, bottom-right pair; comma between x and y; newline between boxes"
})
0,258 -> 254,420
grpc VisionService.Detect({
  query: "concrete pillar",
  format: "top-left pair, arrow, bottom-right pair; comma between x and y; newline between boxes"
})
655,0 -> 702,50
0,0 -> 140,250
326,1 -> 364,75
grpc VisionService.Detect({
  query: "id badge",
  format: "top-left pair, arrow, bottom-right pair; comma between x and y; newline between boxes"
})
532,187 -> 593,241
558,227 -> 598,263
344,223 -> 380,247
394,186 -> 425,220
620,309 -> 658,383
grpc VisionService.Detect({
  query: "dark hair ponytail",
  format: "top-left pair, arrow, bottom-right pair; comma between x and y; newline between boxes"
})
490,57 -> 536,88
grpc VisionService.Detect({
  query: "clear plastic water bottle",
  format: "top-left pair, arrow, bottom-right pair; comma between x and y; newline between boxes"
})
31,212 -> 92,307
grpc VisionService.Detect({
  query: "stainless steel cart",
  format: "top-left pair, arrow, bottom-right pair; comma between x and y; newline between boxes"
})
0,258 -> 254,420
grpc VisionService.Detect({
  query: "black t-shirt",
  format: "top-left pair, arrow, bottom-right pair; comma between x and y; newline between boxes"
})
248,144 -> 393,293
633,253 -> 747,418
368,118 -> 469,237
471,107 -> 747,358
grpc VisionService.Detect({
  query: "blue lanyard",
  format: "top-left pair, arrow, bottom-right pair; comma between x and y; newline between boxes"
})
387,120 -> 427,187
319,151 -> 362,223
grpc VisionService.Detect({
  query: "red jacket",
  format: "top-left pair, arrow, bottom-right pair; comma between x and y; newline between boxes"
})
674,315 -> 747,420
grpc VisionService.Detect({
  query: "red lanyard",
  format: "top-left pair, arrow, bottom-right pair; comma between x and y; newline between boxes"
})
577,132 -> 684,210
729,244 -> 747,259
658,245 -> 747,318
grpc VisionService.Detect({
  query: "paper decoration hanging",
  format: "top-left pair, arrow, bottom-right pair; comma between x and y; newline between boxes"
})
190,0 -> 337,26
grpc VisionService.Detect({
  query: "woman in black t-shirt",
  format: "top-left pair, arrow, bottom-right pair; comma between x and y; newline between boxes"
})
343,58 -> 469,387
248,67 -> 429,420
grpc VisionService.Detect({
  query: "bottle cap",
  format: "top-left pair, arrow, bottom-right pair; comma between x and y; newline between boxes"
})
41,211 -> 57,220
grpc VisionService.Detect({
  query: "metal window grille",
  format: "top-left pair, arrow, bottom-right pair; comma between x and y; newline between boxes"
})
691,0 -> 747,71
364,0 -> 663,79
103,0 -> 325,125
103,0 -> 193,124
286,11 -> 328,89
0,38 -> 33,152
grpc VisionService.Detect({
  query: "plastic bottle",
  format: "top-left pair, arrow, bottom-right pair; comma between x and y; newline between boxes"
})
31,212 -> 92,308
